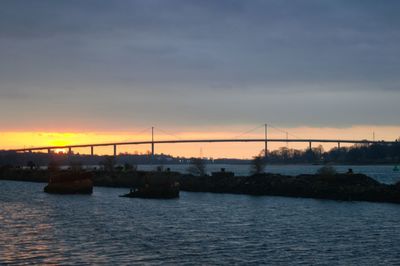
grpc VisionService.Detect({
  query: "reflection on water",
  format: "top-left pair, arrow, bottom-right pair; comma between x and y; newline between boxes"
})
1,166 -> 400,264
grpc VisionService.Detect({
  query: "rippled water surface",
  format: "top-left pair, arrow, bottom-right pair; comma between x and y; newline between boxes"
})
2,165 -> 400,265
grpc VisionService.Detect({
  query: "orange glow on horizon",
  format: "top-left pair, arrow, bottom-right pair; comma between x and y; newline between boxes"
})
0,125 -> 399,159
54,148 -> 68,154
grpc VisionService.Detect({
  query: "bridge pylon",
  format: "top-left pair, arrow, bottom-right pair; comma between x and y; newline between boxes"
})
151,127 -> 155,159
264,124 -> 268,159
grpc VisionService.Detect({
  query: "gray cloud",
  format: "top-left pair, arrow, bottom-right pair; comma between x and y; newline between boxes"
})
0,0 -> 399,130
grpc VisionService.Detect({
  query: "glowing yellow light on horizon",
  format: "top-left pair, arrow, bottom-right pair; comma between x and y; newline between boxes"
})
1,125 -> 400,158
50,140 -> 69,147
54,148 -> 68,154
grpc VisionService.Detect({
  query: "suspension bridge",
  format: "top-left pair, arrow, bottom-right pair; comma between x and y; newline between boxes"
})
8,124 -> 397,157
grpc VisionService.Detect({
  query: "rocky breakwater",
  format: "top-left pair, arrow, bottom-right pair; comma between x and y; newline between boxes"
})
179,171 -> 400,204
0,166 -> 49,183
2,166 -> 400,203
120,171 -> 180,199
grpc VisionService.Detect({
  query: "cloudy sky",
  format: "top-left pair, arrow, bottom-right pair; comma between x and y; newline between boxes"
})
0,0 -> 399,154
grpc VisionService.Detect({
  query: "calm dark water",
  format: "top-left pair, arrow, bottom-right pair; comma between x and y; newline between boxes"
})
1,165 -> 400,265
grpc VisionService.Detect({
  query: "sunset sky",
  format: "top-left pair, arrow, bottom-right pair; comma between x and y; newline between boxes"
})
1,0 -> 399,158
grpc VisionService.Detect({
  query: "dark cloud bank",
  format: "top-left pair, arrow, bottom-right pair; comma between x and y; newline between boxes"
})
0,0 -> 399,130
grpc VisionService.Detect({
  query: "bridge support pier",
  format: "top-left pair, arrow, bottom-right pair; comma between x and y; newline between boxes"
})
68,147 -> 72,154
338,142 -> 341,149
91,146 -> 94,156
151,126 -> 155,160
48,149 -> 51,154
264,124 -> 268,159
113,145 -> 117,157
309,142 -> 312,150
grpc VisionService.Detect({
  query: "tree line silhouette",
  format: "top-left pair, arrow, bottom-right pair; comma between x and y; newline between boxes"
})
266,142 -> 400,164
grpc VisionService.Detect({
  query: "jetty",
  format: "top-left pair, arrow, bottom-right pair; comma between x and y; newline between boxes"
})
1,167 -> 400,203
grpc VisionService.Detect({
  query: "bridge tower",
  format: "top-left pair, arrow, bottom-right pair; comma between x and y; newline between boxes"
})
264,124 -> 268,159
151,127 -> 155,159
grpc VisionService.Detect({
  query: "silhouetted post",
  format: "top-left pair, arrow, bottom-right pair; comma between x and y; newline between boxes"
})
68,147 -> 72,154
309,142 -> 312,150
337,142 -> 341,149
90,146 -> 94,156
113,145 -> 117,157
286,132 -> 288,148
151,126 -> 155,159
264,124 -> 268,159
48,149 -> 51,154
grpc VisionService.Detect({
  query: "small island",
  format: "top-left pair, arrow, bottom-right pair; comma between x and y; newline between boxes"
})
120,171 -> 180,199
44,171 -> 93,194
